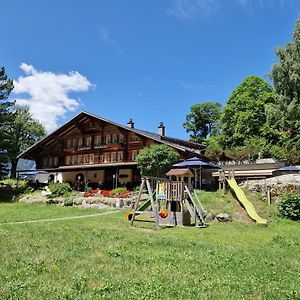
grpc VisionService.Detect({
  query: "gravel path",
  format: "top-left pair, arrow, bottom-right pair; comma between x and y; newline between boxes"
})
0,210 -> 119,225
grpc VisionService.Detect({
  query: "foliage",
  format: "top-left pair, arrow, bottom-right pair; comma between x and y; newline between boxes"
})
6,105 -> 46,178
0,178 -> 33,201
203,136 -> 224,162
184,102 -> 222,142
136,144 -> 180,177
270,18 -> 300,163
220,76 -> 274,149
0,203 -> 299,299
278,193 -> 300,220
48,182 -> 72,197
0,67 -> 15,177
110,187 -> 128,197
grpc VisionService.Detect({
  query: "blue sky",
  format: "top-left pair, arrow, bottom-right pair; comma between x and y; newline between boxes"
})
2,0 -> 300,138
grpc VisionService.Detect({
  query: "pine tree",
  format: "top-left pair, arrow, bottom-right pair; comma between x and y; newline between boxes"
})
0,67 -> 15,177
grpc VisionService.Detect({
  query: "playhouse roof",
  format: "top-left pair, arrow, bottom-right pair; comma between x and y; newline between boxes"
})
166,168 -> 194,177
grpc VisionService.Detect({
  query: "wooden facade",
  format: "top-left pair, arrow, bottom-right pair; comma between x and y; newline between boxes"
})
18,112 -> 205,189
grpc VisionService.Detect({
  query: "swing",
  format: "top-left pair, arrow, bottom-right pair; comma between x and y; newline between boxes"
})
159,208 -> 168,218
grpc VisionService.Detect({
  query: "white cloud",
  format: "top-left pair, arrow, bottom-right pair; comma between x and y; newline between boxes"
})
13,63 -> 93,132
167,0 -> 218,18
167,0 -> 288,18
99,26 -> 123,54
234,0 -> 288,10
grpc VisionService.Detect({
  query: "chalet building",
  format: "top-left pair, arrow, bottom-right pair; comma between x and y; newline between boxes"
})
18,111 -> 205,189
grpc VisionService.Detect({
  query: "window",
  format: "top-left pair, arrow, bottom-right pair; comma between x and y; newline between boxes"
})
67,139 -> 72,148
53,157 -> 58,166
104,152 -> 110,163
48,157 -> 53,166
105,135 -> 111,144
99,155 -> 104,163
131,150 -> 138,161
89,154 -> 94,164
112,134 -> 118,143
72,156 -> 77,165
78,138 -> 83,147
119,134 -> 124,143
43,158 -> 48,167
94,135 -> 102,145
111,152 -> 117,162
84,154 -> 89,164
130,135 -> 140,142
72,138 -> 77,147
78,155 -> 83,164
85,136 -> 92,146
66,156 -> 72,165
117,151 -> 123,162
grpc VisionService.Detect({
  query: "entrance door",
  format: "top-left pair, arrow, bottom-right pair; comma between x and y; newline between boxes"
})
104,169 -> 115,190
75,173 -> 85,191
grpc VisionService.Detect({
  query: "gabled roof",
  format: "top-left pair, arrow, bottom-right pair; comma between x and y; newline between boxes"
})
18,111 -> 205,159
166,168 -> 194,177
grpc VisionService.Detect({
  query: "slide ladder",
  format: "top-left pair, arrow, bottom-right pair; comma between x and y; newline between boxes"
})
184,185 -> 206,227
226,178 -> 267,225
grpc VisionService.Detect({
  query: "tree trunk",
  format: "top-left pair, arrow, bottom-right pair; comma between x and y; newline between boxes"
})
10,158 -> 19,179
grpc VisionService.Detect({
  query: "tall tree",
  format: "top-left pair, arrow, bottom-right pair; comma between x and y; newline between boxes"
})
6,105 -> 46,178
220,76 -> 274,149
183,102 -> 222,143
0,67 -> 15,177
270,18 -> 300,162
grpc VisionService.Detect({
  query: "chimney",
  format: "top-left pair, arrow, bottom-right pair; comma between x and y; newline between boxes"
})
127,118 -> 135,128
158,122 -> 165,136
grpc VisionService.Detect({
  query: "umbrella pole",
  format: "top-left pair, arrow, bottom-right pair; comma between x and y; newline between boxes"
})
199,166 -> 202,190
193,168 -> 197,189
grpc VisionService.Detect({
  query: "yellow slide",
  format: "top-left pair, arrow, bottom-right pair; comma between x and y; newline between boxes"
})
226,178 -> 267,225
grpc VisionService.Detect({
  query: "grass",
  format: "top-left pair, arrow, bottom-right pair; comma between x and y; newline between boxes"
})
0,203 -> 109,224
0,196 -> 299,299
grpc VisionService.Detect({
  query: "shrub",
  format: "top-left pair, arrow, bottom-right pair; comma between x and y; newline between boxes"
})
110,187 -> 127,197
0,179 -> 34,200
278,193 -> 300,220
48,182 -> 72,197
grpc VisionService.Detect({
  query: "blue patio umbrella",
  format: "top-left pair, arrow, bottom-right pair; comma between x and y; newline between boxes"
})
173,157 -> 219,188
277,166 -> 300,172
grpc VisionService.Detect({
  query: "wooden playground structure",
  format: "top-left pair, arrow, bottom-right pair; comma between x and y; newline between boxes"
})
128,176 -> 207,229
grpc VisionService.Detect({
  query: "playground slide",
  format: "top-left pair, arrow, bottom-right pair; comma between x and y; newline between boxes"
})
226,178 -> 267,225
138,199 -> 151,211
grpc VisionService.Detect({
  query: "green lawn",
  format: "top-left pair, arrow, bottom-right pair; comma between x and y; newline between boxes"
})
0,202 -> 299,299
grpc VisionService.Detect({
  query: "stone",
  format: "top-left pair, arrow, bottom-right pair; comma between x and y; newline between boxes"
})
204,213 -> 215,223
216,213 -> 231,222
73,198 -> 83,205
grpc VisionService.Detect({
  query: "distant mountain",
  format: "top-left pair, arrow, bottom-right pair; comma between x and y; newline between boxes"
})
17,159 -> 36,170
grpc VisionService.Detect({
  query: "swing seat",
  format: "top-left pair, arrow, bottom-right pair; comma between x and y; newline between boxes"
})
159,209 -> 168,218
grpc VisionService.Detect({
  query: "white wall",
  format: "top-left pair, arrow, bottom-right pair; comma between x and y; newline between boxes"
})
61,170 -> 105,184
